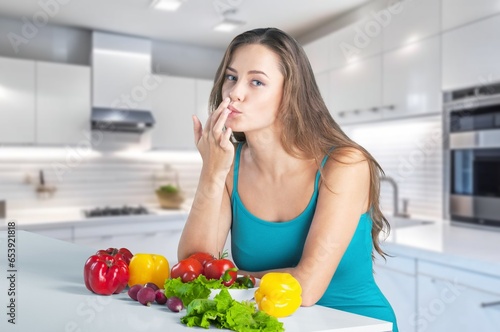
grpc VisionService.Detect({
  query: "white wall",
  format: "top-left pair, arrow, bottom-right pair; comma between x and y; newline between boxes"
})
344,115 -> 443,219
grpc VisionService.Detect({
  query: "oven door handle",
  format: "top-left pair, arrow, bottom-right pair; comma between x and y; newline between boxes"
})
450,129 -> 500,149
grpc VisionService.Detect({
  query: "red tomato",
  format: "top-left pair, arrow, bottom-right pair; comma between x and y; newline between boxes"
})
170,258 -> 203,281
204,258 -> 237,286
189,252 -> 215,267
182,271 -> 198,283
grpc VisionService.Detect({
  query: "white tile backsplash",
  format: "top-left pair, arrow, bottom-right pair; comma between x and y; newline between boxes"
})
344,115 -> 443,219
1,115 -> 444,220
0,148 -> 202,213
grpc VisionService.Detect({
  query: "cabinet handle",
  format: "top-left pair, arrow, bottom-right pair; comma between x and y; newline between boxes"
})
353,109 -> 360,115
370,107 -> 379,113
385,105 -> 395,111
481,301 -> 500,308
338,111 -> 346,117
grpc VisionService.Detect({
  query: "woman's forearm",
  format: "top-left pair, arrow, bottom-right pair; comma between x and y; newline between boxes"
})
177,167 -> 229,260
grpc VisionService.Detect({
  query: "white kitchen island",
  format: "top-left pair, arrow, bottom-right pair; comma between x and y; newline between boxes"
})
0,231 -> 392,332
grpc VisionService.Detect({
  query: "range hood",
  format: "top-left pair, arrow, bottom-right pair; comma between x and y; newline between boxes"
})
91,108 -> 155,133
91,31 -> 155,150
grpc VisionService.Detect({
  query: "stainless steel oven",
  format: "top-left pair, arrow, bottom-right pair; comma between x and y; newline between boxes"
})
444,83 -> 500,228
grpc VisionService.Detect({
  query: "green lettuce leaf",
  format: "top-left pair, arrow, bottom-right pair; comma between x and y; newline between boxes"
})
180,288 -> 284,332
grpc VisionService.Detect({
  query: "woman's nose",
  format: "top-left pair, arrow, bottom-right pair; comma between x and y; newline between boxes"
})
229,82 -> 244,102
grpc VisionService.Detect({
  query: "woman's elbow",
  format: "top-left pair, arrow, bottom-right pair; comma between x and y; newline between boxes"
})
300,293 -> 319,307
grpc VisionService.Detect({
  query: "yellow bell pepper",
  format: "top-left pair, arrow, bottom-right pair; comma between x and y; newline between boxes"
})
254,272 -> 302,318
128,253 -> 170,289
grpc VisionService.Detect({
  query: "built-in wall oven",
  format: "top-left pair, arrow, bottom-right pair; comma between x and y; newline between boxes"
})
444,83 -> 500,228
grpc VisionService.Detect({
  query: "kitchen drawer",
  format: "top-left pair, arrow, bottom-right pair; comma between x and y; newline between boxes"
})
29,227 -> 74,242
418,260 -> 500,295
375,254 -> 416,275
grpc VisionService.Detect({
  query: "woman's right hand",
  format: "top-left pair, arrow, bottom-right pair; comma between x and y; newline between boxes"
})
193,97 -> 235,175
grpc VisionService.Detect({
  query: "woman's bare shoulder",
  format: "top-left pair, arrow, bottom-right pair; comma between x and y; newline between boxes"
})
322,147 -> 370,184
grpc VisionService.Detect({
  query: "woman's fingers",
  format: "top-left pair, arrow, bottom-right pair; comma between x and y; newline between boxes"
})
213,108 -> 230,135
220,127 -> 233,149
193,115 -> 202,144
208,97 -> 231,131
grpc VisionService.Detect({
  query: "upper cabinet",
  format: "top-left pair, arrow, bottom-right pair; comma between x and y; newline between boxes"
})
382,0 -> 440,51
329,55 -> 382,124
0,57 -> 36,144
442,0 -> 500,31
302,34 -> 331,74
442,14 -> 500,90
0,57 -> 91,146
36,62 -> 91,145
315,71 -> 330,110
383,35 -> 441,119
328,18 -> 382,69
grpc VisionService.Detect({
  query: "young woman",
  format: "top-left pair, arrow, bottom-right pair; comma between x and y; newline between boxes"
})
178,27 -> 398,331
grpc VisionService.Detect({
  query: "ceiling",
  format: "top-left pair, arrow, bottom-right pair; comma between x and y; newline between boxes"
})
0,0 -> 370,49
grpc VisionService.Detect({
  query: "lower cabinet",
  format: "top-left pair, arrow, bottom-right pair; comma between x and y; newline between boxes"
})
74,229 -> 183,265
417,261 -> 500,332
72,218 -> 187,265
29,226 -> 74,243
374,255 -> 417,332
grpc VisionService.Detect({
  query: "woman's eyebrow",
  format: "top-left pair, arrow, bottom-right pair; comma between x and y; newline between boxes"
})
226,66 -> 269,78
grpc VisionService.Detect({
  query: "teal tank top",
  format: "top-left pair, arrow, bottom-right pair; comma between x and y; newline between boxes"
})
230,143 -> 398,331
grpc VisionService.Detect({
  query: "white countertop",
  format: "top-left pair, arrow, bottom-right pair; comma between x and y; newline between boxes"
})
0,231 -> 392,332
381,216 -> 500,277
0,203 -> 191,230
2,206 -> 500,278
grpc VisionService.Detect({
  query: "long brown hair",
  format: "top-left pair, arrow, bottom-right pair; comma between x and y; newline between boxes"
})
209,27 -> 390,259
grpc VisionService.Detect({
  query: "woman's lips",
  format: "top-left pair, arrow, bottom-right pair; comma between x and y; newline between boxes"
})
228,105 -> 241,114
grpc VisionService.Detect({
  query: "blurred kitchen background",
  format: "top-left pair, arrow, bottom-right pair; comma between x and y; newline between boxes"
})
1,1 -> 500,331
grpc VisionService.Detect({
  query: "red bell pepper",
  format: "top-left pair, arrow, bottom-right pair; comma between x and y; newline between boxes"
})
84,253 -> 129,295
96,247 -> 133,265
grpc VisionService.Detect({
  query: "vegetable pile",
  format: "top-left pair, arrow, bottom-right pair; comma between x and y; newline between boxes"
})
82,248 -> 299,331
181,288 -> 284,332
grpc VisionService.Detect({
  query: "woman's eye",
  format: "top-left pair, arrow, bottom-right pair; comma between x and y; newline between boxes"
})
226,74 -> 236,81
252,80 -> 264,87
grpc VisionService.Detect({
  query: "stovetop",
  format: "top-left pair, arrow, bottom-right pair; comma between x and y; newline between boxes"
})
83,205 -> 151,218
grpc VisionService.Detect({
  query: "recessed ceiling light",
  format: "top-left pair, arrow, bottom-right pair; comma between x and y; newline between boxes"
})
213,18 -> 245,32
151,0 -> 183,12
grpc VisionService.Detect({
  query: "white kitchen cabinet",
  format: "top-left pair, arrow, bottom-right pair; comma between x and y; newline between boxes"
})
0,56 -> 35,144
442,0 -> 500,31
315,71 -> 330,110
74,230 -> 183,265
29,226 -> 74,242
374,255 -> 417,332
442,15 -> 500,90
36,62 -> 91,145
151,75 -> 197,150
329,55 -> 382,124
329,18 -> 383,69
382,35 -> 441,119
195,79 -> 213,127
73,218 -> 186,264
383,0 -> 440,52
302,34 -> 331,74
417,261 -> 500,332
